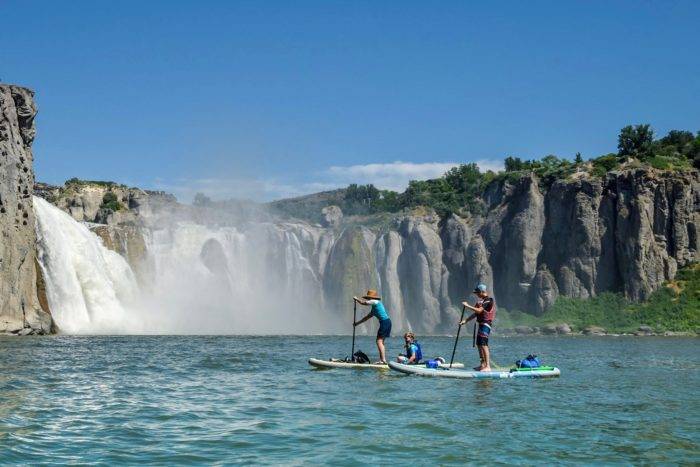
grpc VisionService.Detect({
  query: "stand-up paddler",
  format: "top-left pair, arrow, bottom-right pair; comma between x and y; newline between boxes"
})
460,284 -> 496,371
353,290 -> 391,364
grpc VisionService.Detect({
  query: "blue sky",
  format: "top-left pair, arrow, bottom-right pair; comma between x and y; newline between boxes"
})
2,1 -> 699,201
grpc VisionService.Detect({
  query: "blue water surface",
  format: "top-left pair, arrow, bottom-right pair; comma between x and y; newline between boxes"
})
0,335 -> 698,464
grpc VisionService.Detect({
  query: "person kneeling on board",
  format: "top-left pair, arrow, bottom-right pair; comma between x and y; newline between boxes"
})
397,332 -> 423,364
353,290 -> 392,364
459,283 -> 496,372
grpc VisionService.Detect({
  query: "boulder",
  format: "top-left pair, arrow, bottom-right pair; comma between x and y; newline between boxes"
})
555,323 -> 572,334
542,324 -> 558,335
514,325 -> 535,335
582,325 -> 606,336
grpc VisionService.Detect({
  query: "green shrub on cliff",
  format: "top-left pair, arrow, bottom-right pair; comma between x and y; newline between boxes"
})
100,191 -> 124,212
590,154 -> 620,176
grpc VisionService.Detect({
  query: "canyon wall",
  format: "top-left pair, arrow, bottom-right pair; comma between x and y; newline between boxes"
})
37,168 -> 698,334
0,85 -> 51,334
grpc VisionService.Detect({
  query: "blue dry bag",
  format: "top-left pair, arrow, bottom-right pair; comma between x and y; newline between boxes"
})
516,355 -> 541,368
425,359 -> 440,369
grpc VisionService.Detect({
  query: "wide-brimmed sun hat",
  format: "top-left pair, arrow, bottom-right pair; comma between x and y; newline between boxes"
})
363,289 -> 381,300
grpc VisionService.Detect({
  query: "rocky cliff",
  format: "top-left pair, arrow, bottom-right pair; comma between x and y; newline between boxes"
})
37,167 -> 698,334
0,85 -> 51,334
289,169 -> 698,332
464,170 -> 698,314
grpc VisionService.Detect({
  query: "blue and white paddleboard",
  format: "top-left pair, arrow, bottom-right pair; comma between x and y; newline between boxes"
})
388,361 -> 560,379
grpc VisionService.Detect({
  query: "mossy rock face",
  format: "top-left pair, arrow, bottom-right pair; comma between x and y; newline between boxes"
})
323,226 -> 379,314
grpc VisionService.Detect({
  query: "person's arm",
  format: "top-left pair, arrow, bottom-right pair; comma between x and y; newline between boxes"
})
353,296 -> 370,306
354,312 -> 373,326
459,312 -> 477,326
461,300 -> 482,313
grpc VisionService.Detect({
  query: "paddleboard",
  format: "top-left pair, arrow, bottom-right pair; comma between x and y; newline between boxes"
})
388,361 -> 561,379
309,358 -> 465,370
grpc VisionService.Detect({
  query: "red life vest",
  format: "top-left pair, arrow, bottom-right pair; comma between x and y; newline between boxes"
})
475,296 -> 496,324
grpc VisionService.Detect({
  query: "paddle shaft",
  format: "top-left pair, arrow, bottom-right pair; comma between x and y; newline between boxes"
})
351,300 -> 357,361
472,321 -> 477,348
449,305 -> 467,368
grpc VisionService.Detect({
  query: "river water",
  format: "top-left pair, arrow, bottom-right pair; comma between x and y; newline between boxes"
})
0,335 -> 697,464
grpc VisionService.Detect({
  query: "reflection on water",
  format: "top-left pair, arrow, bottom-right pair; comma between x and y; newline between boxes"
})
0,335 -> 697,464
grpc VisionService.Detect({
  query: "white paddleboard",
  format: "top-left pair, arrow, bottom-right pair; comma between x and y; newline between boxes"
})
308,358 -> 465,370
388,361 -> 561,379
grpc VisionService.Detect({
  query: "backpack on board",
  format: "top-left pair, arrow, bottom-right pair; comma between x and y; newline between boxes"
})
516,354 -> 541,368
353,351 -> 370,364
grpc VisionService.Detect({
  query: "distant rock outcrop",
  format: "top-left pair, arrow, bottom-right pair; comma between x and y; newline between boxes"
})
0,85 -> 51,334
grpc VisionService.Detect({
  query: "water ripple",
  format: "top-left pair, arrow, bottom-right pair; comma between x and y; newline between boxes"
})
0,335 -> 698,464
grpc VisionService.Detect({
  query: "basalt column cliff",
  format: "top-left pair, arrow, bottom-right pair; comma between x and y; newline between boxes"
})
0,85 -> 51,334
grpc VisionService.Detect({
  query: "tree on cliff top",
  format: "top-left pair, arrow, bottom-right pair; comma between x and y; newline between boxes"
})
100,191 -> 123,212
618,124 -> 654,160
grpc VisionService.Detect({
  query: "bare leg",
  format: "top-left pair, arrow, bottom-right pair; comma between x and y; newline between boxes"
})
474,346 -> 484,370
480,345 -> 491,371
376,337 -> 387,363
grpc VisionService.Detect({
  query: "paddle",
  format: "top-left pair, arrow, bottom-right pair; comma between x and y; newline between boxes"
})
350,299 -> 357,362
449,305 -> 467,369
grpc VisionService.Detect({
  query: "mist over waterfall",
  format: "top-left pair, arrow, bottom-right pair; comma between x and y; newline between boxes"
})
33,197 -> 341,335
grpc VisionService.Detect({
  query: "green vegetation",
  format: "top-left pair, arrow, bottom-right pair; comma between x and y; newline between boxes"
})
590,154 -> 618,177
339,163 -> 495,217
498,263 -> 700,334
617,125 -> 697,170
100,191 -> 124,212
65,177 -> 126,188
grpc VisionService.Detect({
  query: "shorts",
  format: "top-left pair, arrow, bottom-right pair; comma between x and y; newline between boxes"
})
476,323 -> 491,346
377,319 -> 392,339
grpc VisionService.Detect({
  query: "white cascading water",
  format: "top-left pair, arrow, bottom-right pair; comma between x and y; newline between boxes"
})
34,197 -> 141,334
34,196 -> 338,334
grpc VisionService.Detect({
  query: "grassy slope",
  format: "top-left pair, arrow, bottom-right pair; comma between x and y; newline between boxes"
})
497,263 -> 700,333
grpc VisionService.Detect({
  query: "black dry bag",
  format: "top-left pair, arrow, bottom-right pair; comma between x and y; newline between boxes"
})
353,351 -> 370,364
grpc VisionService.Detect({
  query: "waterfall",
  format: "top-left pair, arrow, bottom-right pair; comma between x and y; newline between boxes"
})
34,197 -> 140,334
34,196 -> 339,334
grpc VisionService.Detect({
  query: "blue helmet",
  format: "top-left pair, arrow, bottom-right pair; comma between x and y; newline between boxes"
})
473,283 -> 488,293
